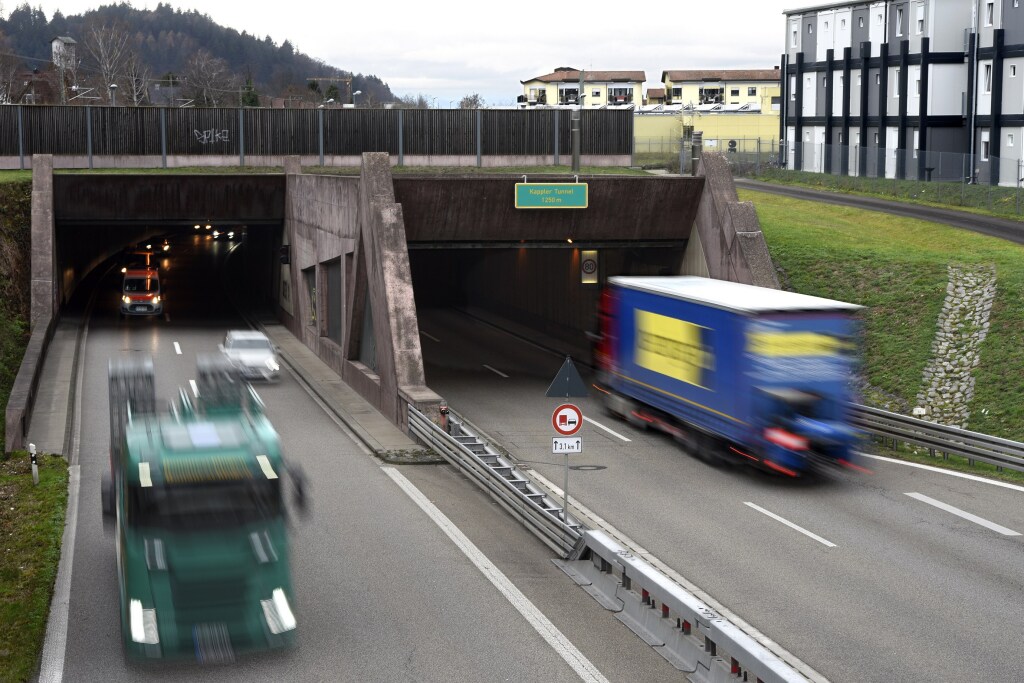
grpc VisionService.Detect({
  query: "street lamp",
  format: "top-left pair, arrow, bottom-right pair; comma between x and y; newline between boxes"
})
449,100 -> 455,108
431,97 -> 437,109
108,83 -> 118,106
352,90 -> 362,107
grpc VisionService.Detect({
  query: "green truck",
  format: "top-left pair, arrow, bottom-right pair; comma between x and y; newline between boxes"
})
102,354 -> 305,662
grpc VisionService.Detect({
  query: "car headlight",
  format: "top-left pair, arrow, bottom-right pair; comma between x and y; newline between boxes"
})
162,244 -> 169,252
261,588 -> 296,634
152,296 -> 161,304
265,358 -> 280,372
129,598 -> 160,644
121,267 -> 127,273
122,295 -> 130,304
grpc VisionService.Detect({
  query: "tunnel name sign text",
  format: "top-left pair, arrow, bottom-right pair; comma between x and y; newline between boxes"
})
515,183 -> 589,209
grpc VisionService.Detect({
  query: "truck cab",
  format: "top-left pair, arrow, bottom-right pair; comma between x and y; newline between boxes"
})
103,355 -> 305,662
121,268 -> 163,317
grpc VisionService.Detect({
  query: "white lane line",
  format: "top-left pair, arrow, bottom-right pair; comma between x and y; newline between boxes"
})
583,416 -> 631,442
382,467 -> 608,683
861,453 -> 1024,492
173,341 -> 182,355
744,502 -> 837,548
189,379 -> 199,397
483,364 -> 509,378
905,492 -> 1021,536
38,466 -> 79,683
420,330 -> 440,343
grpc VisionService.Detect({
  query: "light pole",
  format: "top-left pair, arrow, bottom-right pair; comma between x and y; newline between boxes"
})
352,90 -> 362,107
431,97 -> 437,109
449,99 -> 455,108
108,83 -> 118,106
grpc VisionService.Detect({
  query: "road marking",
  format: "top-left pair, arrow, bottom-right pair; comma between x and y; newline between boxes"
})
904,492 -> 1021,536
860,453 -> 1024,492
583,416 -> 631,442
483,364 -> 509,378
744,502 -> 837,548
189,379 -> 199,397
383,467 -> 608,683
526,470 -> 828,683
420,330 -> 440,342
173,341 -> 182,355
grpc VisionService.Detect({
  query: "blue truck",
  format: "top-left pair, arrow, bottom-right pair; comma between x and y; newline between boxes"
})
592,276 -> 864,476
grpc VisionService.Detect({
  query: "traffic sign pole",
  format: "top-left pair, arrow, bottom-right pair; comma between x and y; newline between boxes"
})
551,404 -> 583,523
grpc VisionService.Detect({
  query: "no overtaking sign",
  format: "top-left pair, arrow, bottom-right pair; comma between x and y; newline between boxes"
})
552,404 -> 582,436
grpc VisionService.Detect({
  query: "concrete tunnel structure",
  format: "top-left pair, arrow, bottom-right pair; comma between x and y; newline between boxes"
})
7,152 -> 778,451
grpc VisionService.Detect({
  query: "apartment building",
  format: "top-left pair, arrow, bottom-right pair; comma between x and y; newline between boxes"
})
661,69 -> 782,110
520,67 -> 645,107
782,0 -> 1024,184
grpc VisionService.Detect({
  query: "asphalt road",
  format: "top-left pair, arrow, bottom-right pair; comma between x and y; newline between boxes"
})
52,234 -> 678,682
417,306 -> 1024,683
734,178 -> 1024,245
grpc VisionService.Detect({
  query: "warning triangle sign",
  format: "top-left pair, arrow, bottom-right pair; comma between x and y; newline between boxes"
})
545,356 -> 589,398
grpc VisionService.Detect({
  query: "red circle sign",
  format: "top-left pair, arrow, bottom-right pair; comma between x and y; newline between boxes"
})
552,403 -> 583,436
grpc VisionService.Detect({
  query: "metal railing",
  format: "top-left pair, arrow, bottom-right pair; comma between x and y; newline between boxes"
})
407,405 -> 581,554
851,404 -> 1024,473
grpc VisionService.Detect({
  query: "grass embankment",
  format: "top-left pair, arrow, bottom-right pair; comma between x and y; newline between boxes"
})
0,452 -> 68,683
743,189 -> 1024,480
748,167 -> 1024,222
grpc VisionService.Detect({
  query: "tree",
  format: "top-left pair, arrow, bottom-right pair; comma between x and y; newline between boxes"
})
183,48 -> 234,106
0,31 -> 20,105
82,20 -> 132,103
240,75 -> 259,107
324,84 -> 339,102
459,93 -> 485,109
123,49 -> 151,106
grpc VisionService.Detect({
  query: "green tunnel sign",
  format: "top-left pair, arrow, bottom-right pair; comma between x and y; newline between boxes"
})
515,183 -> 589,209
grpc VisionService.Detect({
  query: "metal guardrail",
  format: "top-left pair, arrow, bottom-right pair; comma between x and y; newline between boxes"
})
407,404 -> 814,681
407,405 -> 581,555
851,404 -> 1024,474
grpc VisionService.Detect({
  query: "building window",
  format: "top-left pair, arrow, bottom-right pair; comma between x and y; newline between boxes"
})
981,130 -> 990,160
894,69 -> 900,97
874,132 -> 879,144
916,78 -> 921,95
916,3 -> 925,33
592,89 -> 600,98
1009,133 -> 1015,147
748,86 -> 756,96
792,28 -> 798,47
877,12 -> 883,25
913,130 -> 919,158
876,73 -> 881,85
841,19 -> 846,29
808,23 -> 813,33
825,21 -> 829,30
858,73 -> 862,85
822,76 -> 827,86
896,8 -> 904,35
984,63 -> 993,93
859,17 -> 864,28
986,2 -> 994,26
790,76 -> 796,100
1013,65 -> 1018,77
730,88 -> 739,97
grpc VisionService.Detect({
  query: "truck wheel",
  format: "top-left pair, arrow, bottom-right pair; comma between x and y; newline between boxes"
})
694,434 -> 727,467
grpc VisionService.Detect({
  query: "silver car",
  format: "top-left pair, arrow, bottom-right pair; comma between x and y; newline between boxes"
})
218,330 -> 281,381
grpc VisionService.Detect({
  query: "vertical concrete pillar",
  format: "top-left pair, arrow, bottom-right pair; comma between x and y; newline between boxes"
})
30,155 -> 55,333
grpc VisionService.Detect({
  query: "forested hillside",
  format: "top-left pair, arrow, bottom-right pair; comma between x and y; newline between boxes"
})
0,2 -> 395,105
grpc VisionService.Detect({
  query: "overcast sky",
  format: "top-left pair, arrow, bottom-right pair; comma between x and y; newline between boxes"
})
5,0 -> 799,105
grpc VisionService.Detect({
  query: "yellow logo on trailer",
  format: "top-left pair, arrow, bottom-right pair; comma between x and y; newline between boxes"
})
634,310 -> 714,389
747,331 -> 845,357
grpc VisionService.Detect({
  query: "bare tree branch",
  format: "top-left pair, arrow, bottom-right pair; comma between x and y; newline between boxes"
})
183,48 -> 236,107
0,32 -> 19,105
123,50 -> 151,106
82,21 -> 131,102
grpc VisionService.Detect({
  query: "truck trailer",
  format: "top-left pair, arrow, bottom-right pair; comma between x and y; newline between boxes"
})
592,276 -> 864,476
102,354 -> 306,662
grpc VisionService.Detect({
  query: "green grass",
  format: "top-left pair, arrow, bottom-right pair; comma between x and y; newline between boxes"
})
0,171 -> 31,184
741,188 -> 1024,442
0,452 -> 68,683
746,167 -> 1024,222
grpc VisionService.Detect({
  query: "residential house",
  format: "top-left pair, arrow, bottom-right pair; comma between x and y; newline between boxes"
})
520,67 -> 645,107
661,69 -> 782,109
646,88 -> 667,105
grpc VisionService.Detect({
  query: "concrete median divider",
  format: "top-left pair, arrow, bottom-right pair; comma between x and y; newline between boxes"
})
555,530 -> 810,683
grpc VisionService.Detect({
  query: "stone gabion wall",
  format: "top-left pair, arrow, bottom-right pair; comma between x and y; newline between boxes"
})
914,264 -> 996,428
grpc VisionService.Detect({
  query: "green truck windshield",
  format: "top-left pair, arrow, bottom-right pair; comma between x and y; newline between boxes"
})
130,479 -> 281,530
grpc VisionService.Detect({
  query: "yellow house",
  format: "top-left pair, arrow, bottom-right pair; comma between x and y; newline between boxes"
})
661,69 -> 781,110
520,67 -> 645,107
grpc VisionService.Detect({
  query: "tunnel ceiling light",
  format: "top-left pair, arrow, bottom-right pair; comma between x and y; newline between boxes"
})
566,238 -> 573,244
206,224 -> 212,230
194,224 -> 200,230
